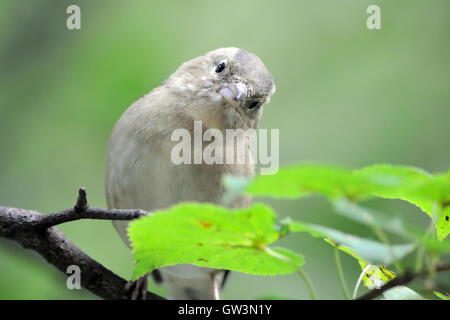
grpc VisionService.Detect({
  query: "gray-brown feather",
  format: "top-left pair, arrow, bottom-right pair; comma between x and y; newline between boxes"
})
105,47 -> 275,299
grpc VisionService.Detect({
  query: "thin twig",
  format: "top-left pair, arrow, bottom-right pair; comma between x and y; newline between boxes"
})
33,188 -> 149,229
0,187 -> 162,300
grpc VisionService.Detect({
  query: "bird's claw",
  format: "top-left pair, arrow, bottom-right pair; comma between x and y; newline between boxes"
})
124,274 -> 149,300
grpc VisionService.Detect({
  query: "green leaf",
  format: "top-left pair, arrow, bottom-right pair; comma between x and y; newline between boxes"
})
246,163 -> 450,240
434,291 -> 450,300
355,164 -> 444,214
355,164 -> 433,207
247,164 -> 377,199
362,265 -> 396,289
333,198 -> 408,235
246,163 -> 431,201
333,198 -> 450,252
325,239 -> 396,289
128,203 -> 304,279
286,217 -> 411,290
287,220 -> 415,265
437,206 -> 450,242
383,286 -> 425,300
356,165 -> 450,240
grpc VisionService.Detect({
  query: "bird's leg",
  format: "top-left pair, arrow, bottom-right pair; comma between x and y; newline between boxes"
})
210,273 -> 220,300
124,273 -> 149,300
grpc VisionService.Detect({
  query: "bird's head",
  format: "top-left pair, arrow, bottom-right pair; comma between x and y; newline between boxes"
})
167,47 -> 276,130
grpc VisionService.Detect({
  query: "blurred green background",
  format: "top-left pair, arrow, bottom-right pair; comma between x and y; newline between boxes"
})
0,0 -> 449,299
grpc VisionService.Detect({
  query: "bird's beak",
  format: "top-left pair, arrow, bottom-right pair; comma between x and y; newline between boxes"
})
219,82 -> 247,102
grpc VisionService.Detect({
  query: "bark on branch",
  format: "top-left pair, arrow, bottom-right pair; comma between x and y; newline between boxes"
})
0,187 -> 164,300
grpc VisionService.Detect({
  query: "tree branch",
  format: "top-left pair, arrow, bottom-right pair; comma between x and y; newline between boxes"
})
0,187 -> 163,300
356,264 -> 450,300
31,187 -> 149,229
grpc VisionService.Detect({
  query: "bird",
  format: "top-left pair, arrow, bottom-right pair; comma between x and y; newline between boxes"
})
105,47 -> 275,300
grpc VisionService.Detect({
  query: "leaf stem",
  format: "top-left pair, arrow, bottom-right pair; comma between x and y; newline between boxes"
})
296,268 -> 317,300
415,203 -> 438,272
264,247 -> 317,300
334,247 -> 351,299
352,264 -> 371,299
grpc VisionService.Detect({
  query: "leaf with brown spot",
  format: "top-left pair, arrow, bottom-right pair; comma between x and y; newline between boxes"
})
129,202 -> 304,279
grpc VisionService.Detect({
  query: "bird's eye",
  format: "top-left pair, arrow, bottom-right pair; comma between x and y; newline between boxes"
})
215,62 -> 226,73
248,101 -> 260,109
